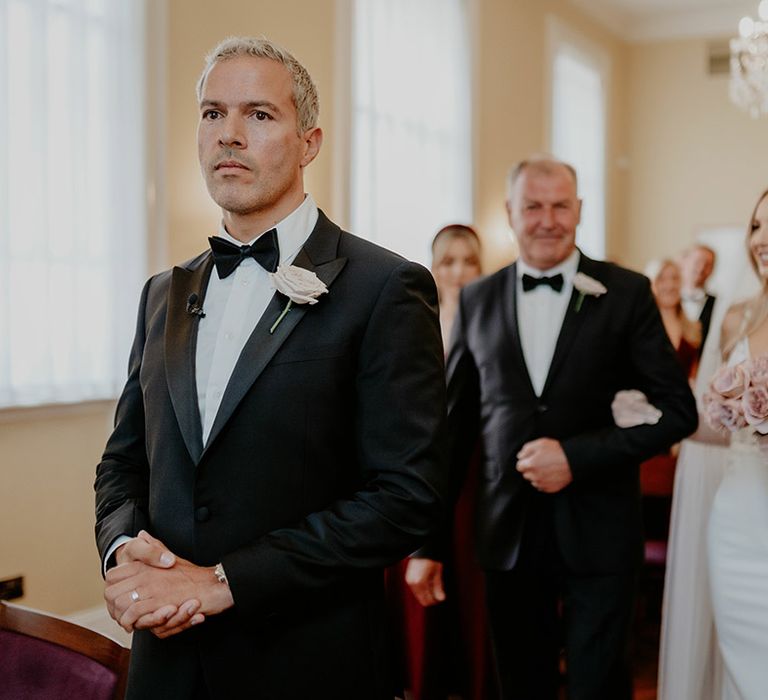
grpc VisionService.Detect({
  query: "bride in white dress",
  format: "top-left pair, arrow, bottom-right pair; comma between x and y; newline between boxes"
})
706,188 -> 768,700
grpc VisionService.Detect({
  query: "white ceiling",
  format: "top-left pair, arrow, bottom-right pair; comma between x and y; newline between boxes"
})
567,0 -> 759,41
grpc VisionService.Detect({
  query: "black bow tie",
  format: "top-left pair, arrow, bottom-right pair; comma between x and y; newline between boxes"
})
208,230 -> 280,279
522,272 -> 564,293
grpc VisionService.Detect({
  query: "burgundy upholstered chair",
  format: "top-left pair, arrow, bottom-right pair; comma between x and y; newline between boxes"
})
0,601 -> 129,700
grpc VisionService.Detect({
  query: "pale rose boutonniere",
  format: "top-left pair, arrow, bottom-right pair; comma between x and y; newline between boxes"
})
268,265 -> 329,334
573,272 -> 607,312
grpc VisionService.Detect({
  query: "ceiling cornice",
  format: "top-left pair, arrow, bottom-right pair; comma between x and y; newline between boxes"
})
567,0 -> 757,42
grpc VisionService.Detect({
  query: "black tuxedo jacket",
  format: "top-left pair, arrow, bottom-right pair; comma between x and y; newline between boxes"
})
94,212 -> 448,700
699,292 -> 716,352
425,253 -> 697,575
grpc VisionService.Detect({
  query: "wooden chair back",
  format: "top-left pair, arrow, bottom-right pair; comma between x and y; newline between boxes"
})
0,601 -> 130,700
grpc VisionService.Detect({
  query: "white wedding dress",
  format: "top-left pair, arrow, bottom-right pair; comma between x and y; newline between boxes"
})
707,336 -> 768,700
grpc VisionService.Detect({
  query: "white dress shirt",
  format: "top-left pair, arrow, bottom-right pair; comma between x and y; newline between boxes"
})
196,194 -> 318,444
516,249 -> 580,396
681,288 -> 707,322
104,195 -> 318,571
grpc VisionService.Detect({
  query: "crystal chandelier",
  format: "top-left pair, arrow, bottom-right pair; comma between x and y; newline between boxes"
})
730,1 -> 768,117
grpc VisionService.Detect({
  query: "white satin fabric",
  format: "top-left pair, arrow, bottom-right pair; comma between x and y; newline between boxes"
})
707,338 -> 768,700
658,438 -> 726,700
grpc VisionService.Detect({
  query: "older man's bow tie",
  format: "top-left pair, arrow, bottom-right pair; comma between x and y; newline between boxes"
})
208,230 -> 280,278
522,272 -> 564,293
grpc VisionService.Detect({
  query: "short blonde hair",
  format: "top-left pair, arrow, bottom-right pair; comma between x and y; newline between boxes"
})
196,36 -> 319,135
506,154 -> 578,201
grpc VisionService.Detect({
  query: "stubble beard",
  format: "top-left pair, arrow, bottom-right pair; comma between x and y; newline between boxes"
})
206,170 -> 271,217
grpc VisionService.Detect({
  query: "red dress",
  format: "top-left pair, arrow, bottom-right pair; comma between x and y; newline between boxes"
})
385,445 -> 496,699
675,336 -> 698,379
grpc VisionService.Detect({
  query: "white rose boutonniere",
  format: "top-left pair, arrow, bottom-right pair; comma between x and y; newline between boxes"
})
268,265 -> 329,334
573,272 -> 607,312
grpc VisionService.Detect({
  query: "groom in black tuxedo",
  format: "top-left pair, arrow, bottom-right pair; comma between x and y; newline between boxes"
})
94,37 -> 447,700
409,156 -> 697,700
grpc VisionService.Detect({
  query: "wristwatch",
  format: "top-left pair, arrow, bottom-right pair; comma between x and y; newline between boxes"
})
214,562 -> 229,586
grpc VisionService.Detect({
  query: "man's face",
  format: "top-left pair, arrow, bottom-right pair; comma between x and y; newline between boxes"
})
507,166 -> 581,270
681,248 -> 715,289
197,56 -> 320,221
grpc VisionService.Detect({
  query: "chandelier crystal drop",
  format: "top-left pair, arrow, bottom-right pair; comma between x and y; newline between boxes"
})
730,1 -> 768,117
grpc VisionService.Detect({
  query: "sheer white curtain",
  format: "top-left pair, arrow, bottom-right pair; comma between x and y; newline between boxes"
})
350,0 -> 472,266
0,0 -> 146,408
550,29 -> 607,260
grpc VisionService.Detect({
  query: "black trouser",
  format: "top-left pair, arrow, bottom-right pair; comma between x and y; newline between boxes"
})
484,506 -> 636,700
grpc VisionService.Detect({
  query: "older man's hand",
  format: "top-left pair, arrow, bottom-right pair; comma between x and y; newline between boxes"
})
516,438 -> 573,493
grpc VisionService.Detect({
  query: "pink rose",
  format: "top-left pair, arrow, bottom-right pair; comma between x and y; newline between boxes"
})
743,384 -> 768,427
270,265 -> 328,305
748,353 -> 768,387
711,363 -> 750,399
704,393 -> 747,433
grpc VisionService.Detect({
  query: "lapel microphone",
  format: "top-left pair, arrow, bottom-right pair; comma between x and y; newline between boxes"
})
186,293 -> 206,318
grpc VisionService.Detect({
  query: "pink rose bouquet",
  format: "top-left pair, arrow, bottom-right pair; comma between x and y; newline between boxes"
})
704,355 -> 768,435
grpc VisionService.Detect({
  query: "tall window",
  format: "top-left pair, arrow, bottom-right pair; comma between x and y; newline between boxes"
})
350,0 -> 472,266
549,19 -> 607,260
0,0 -> 146,408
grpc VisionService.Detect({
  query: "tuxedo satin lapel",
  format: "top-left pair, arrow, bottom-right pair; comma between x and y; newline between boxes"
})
502,263 -> 537,395
203,217 -> 347,454
541,254 -> 598,397
165,255 -> 214,464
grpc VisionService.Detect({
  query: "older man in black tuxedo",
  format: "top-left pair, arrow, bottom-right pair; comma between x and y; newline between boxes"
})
680,243 -> 717,353
408,156 -> 697,700
95,37 -> 447,700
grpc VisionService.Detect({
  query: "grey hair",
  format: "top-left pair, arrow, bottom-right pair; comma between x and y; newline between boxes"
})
506,154 -> 579,201
196,36 -> 319,135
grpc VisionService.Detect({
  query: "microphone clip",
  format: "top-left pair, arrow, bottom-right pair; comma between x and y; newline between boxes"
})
186,293 -> 206,318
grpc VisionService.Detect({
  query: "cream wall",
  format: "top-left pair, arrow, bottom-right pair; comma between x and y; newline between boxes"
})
623,38 -> 768,269
0,403 -> 114,612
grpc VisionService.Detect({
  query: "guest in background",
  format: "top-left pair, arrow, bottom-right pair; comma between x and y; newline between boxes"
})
387,223 -> 493,700
431,225 -> 483,350
680,244 -> 717,353
646,258 -> 702,379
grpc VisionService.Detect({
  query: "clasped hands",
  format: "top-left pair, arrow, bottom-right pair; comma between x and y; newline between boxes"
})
104,530 -> 234,639
406,438 -> 572,607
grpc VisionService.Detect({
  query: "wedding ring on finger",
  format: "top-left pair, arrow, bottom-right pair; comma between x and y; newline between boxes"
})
130,590 -> 140,603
